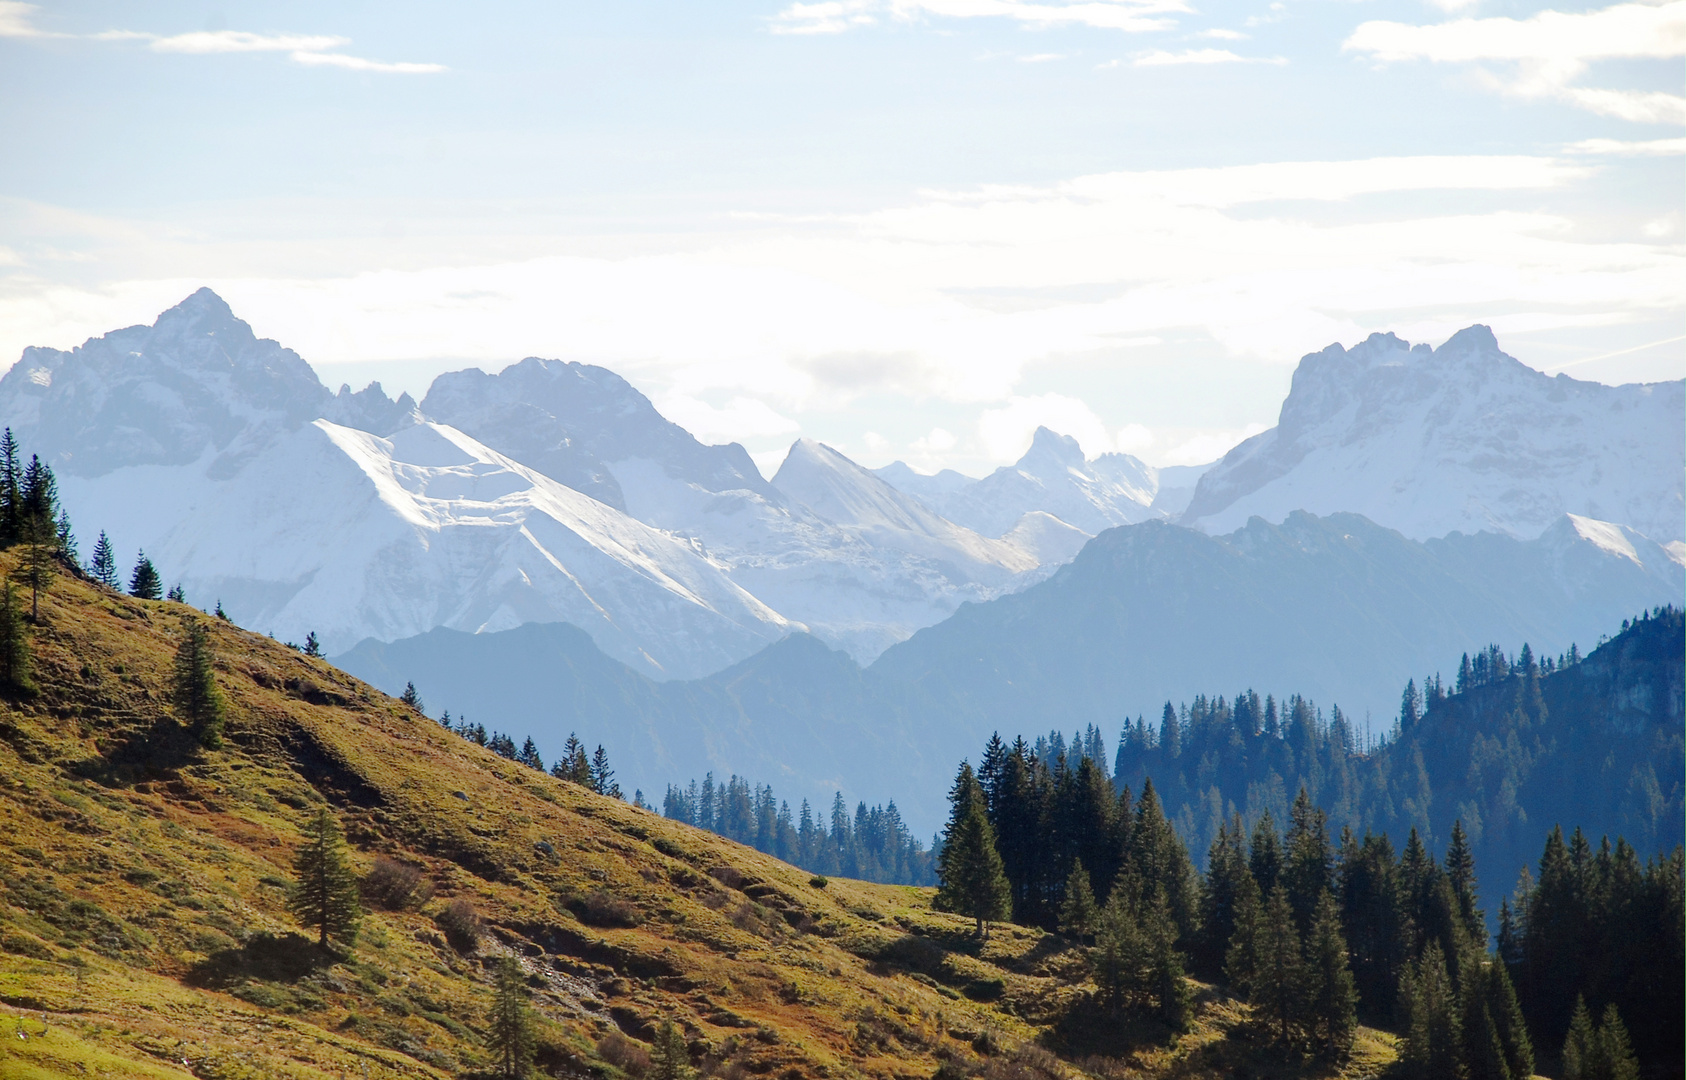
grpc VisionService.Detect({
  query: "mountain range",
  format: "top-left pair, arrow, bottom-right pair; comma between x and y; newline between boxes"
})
2,289 -> 1681,829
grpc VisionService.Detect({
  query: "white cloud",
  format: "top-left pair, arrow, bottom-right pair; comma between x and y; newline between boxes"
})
771,0 -> 1187,35
1113,423 -> 1154,455
1,12 -> 443,73
290,52 -> 447,74
1195,28 -> 1247,40
1132,47 -> 1286,65
653,394 -> 801,444
1345,2 -> 1686,123
147,31 -> 348,54
1566,136 -> 1686,155
1017,52 -> 1066,62
1161,424 -> 1268,466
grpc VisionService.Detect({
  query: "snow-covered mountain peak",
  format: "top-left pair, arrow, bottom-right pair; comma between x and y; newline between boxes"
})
0,287 -> 410,478
422,356 -> 772,513
1183,325 -> 1684,541
773,438 -> 949,534
1018,426 -> 1087,475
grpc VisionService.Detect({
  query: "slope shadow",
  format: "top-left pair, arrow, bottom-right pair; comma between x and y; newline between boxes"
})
187,932 -> 340,989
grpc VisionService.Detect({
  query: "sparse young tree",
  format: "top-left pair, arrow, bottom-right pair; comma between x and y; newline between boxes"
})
90,532 -> 119,590
288,808 -> 362,948
54,509 -> 76,568
14,508 -> 55,621
590,744 -> 621,798
1059,858 -> 1099,941
302,631 -> 321,657
517,736 -> 544,771
129,552 -> 162,600
399,681 -> 423,712
649,1019 -> 694,1080
0,582 -> 33,697
488,955 -> 534,1079
214,598 -> 229,621
166,583 -> 185,602
172,616 -> 227,748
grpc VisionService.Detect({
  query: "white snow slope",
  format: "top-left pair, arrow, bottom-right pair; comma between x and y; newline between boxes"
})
60,419 -> 793,677
1182,326 -> 1685,542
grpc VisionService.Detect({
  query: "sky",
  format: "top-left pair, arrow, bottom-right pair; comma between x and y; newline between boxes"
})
0,0 -> 1681,478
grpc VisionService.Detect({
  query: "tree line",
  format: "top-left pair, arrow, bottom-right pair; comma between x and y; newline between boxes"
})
932,726 -> 1681,1075
1109,608 -> 1681,902
664,776 -> 934,886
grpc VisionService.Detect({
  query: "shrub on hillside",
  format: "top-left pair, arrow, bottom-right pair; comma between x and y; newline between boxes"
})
574,888 -> 644,929
435,898 -> 481,953
361,857 -> 433,910
597,1031 -> 651,1076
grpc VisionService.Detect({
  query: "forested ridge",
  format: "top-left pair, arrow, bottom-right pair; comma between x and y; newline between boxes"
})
1111,607 -> 1683,896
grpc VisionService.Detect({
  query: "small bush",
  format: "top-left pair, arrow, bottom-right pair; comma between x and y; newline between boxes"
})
362,857 -> 433,911
577,888 -> 643,929
434,899 -> 481,953
597,1031 -> 651,1077
809,875 -> 828,889
708,866 -> 744,890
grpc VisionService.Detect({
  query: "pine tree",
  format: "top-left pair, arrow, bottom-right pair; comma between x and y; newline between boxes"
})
1486,953 -> 1533,1080
1146,892 -> 1193,1030
288,808 -> 361,948
90,532 -> 119,589
0,582 -> 33,697
1594,1004 -> 1640,1080
1224,864 -> 1264,993
129,552 -> 162,600
15,507 -> 55,621
591,744 -> 621,798
1251,887 -> 1304,1047
302,631 -> 321,658
516,737 -> 544,771
1059,858 -> 1099,941
1249,810 -> 1281,896
1283,787 -> 1333,933
1458,950 -> 1510,1080
0,428 -> 19,546
214,598 -> 229,621
1401,943 -> 1461,1080
649,1020 -> 694,1080
399,681 -> 423,711
1094,886 -> 1149,1009
552,734 -> 591,785
1305,890 -> 1358,1059
1562,996 -> 1595,1080
172,616 -> 227,748
165,583 -> 185,602
488,955 -> 534,1079
1445,820 -> 1483,942
54,509 -> 76,568
934,762 -> 1011,938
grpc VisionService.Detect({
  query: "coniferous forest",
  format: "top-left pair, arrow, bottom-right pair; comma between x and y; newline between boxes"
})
931,722 -> 1683,1077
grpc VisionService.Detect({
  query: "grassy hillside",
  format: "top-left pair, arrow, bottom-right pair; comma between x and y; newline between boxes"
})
0,562 -> 1397,1080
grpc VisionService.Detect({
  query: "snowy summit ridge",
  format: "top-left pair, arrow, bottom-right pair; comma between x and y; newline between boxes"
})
1181,326 -> 1685,542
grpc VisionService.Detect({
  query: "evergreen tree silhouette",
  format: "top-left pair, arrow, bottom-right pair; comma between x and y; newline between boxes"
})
288,809 -> 361,948
172,616 -> 227,749
129,552 -> 162,600
488,955 -> 534,1079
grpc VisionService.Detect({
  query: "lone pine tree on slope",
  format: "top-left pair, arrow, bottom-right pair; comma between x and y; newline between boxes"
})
89,531 -> 119,590
289,808 -> 361,948
172,616 -> 227,749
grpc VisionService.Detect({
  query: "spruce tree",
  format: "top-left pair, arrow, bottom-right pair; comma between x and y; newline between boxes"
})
0,428 -> 19,546
552,733 -> 591,785
649,1020 -> 694,1080
1283,787 -> 1333,933
129,552 -> 162,599
288,808 -> 361,948
1594,1004 -> 1640,1080
15,507 -> 55,621
1094,887 -> 1149,1009
934,762 -> 1011,938
90,532 -> 119,589
399,681 -> 423,711
302,631 -> 321,658
0,582 -> 33,697
591,744 -> 621,797
1059,858 -> 1099,941
1305,890 -> 1358,1059
1250,887 -> 1304,1047
172,616 -> 227,748
1146,892 -> 1193,1030
1401,943 -> 1461,1080
517,737 -> 544,771
488,955 -> 534,1079
1562,996 -> 1595,1080
1445,820 -> 1484,942
1249,810 -> 1281,897
1486,950 -> 1533,1080
166,583 -> 185,602
1458,950 -> 1510,1080
1223,864 -> 1264,993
